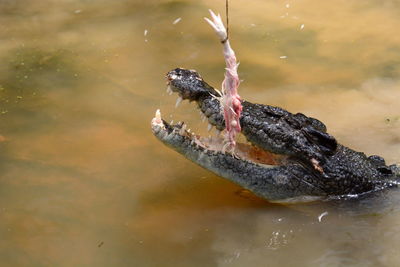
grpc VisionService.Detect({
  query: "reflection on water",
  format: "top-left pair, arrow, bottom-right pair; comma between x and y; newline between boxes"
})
0,0 -> 399,266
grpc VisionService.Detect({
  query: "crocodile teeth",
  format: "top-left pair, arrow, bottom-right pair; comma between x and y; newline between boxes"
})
155,109 -> 161,120
179,123 -> 187,135
207,123 -> 213,132
175,96 -> 183,108
166,85 -> 173,95
202,114 -> 207,122
151,109 -> 163,126
199,112 -> 206,122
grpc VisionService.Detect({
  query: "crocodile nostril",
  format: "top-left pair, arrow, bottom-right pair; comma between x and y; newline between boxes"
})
166,73 -> 176,81
166,69 -> 179,81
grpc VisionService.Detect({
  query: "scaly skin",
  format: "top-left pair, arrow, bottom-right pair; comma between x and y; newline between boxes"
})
155,68 -> 400,202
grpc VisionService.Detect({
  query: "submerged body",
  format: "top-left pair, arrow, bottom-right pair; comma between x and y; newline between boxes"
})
154,68 -> 400,202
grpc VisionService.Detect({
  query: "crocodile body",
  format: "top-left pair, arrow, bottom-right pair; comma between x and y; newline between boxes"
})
151,68 -> 400,202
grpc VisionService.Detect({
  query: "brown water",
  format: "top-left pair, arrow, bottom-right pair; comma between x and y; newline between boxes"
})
0,0 -> 400,266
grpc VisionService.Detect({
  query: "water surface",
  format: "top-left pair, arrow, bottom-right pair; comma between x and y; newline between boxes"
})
0,0 -> 399,266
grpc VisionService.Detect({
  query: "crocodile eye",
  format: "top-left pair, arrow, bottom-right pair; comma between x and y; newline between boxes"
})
377,166 -> 393,175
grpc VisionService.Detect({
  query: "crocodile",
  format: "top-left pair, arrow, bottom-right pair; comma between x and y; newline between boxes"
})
151,68 -> 400,203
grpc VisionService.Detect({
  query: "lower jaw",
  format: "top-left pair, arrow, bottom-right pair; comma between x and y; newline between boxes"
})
152,109 -> 282,167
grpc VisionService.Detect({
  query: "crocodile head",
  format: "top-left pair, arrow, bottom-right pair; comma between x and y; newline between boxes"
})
151,68 -> 400,203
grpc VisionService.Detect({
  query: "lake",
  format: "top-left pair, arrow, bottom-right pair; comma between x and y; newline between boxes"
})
0,0 -> 399,266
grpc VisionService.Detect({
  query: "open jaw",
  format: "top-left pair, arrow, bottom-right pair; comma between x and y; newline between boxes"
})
151,109 -> 326,203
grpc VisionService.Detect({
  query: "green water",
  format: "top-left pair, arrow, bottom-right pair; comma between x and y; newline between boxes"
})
0,0 -> 399,266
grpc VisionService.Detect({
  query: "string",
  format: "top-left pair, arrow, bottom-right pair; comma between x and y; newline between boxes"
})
226,0 -> 229,39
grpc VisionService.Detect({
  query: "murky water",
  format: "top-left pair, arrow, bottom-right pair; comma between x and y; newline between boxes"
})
0,0 -> 399,266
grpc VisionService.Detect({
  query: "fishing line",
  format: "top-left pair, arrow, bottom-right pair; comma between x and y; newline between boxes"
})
226,0 -> 229,39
